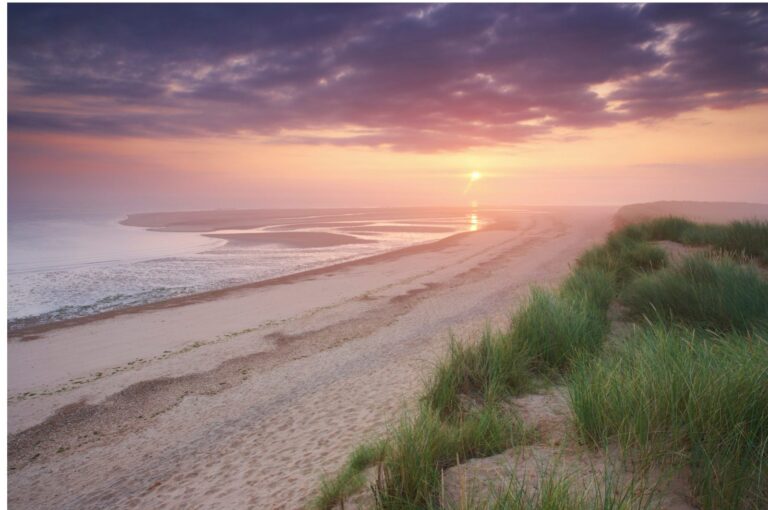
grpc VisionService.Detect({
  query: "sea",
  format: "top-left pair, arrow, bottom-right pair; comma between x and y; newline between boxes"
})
8,208 -> 483,331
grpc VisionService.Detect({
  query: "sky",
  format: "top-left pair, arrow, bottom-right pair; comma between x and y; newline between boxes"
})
7,3 -> 768,214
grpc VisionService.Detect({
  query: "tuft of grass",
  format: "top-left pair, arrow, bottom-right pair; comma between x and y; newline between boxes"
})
373,405 -> 529,509
634,216 -> 768,264
423,330 -> 531,418
637,216 -> 698,242
568,324 -> 768,510
423,281 -> 613,420
576,230 -> 667,284
314,440 -> 387,509
621,253 -> 768,333
510,288 -> 609,373
560,265 -> 616,313
716,220 -> 768,263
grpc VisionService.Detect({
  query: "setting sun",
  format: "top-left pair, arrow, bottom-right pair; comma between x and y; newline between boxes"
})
470,171 -> 482,182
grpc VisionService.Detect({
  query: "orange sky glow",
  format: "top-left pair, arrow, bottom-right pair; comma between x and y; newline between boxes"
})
8,4 -> 768,213
10,103 -> 768,212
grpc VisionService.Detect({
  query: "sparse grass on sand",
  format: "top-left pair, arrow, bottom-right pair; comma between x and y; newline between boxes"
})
423,330 -> 531,419
574,229 -> 667,284
425,268 -> 616,419
634,216 -> 768,263
315,405 -> 530,509
314,217 -> 768,510
315,441 -> 387,509
372,405 -> 530,509
468,465 -> 656,510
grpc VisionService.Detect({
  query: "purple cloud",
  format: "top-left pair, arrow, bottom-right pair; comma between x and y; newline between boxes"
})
8,4 -> 768,151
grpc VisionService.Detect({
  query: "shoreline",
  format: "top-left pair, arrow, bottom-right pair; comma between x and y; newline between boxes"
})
119,206 -> 491,232
12,200 -> 765,340
8,228 -> 482,340
11,206 -> 526,340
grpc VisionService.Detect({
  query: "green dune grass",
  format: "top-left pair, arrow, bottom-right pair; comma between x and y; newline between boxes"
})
569,325 -> 768,509
510,288 -> 609,373
621,253 -> 768,333
372,405 -> 529,509
423,329 -> 531,419
314,217 -> 768,510
635,216 -> 768,263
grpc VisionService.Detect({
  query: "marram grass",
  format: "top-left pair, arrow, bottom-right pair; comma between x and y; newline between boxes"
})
621,253 -> 768,333
633,216 -> 768,264
372,405 -> 529,509
568,324 -> 768,510
510,288 -> 609,373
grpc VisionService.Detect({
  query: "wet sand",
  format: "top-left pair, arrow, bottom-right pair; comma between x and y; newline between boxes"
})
203,231 -> 376,248
339,225 -> 455,233
121,207 -> 481,232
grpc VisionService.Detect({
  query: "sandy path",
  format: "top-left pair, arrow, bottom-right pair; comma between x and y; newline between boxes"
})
8,206 -> 614,509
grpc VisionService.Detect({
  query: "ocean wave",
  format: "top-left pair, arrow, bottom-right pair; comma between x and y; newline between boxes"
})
8,286 -> 195,331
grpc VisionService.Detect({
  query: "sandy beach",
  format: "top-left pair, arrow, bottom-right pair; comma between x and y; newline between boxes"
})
7,206 -> 615,509
11,201 -> 768,509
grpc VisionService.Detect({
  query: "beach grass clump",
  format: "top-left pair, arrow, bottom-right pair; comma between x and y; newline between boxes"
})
678,223 -> 726,246
560,265 -> 616,313
621,253 -> 768,333
314,440 -> 388,509
373,405 -> 528,509
424,267 -> 616,419
423,330 -> 531,418
510,288 -> 609,373
636,216 -> 698,242
423,282 -> 613,421
568,325 -> 768,509
636,216 -> 768,263
576,231 -> 666,283
715,220 -> 768,263
316,405 -> 528,510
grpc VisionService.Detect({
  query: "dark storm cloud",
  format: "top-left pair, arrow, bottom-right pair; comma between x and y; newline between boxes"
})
8,4 -> 768,151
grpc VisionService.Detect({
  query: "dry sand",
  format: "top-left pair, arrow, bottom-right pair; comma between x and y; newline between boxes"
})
12,202 -> 763,509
